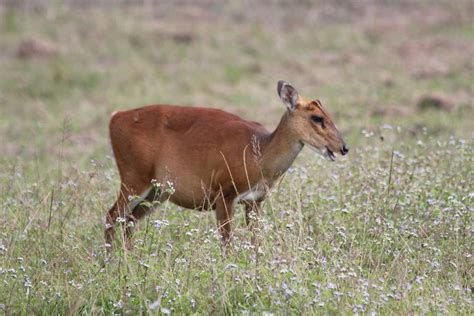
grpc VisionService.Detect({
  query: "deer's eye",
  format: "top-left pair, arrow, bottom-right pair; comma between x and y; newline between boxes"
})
311,115 -> 324,124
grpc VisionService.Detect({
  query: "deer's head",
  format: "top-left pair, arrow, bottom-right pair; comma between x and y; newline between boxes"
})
277,80 -> 348,161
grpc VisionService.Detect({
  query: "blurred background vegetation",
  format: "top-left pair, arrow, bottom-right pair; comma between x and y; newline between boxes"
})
1,0 -> 472,166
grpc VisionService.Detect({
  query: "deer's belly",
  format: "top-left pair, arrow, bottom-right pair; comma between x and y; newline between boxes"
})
168,189 -> 214,211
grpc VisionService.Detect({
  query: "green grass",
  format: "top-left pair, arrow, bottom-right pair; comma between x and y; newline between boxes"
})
0,1 -> 473,314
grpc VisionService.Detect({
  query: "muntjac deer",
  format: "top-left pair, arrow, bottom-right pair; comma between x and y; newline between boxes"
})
105,81 -> 348,249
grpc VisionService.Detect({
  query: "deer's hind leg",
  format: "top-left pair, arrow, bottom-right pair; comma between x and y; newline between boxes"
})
105,183 -> 132,249
122,184 -> 165,249
105,179 -> 159,250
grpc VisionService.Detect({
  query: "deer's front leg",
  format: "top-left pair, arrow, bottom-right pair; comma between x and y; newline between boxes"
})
244,201 -> 262,247
244,201 -> 261,231
215,196 -> 235,246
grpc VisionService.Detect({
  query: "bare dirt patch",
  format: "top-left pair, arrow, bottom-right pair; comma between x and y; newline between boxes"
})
416,95 -> 455,112
16,37 -> 59,59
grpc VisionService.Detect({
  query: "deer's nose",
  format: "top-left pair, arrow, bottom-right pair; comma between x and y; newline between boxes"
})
341,144 -> 349,155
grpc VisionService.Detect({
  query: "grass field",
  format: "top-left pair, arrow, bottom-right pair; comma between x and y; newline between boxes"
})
0,1 -> 473,314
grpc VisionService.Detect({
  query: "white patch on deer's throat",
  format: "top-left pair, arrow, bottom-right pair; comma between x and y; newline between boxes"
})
234,184 -> 266,206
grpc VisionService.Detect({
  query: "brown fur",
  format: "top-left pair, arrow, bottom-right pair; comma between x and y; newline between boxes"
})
104,82 -> 348,250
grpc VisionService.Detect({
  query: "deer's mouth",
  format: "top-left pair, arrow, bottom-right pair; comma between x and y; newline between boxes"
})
325,147 -> 336,161
302,141 -> 336,162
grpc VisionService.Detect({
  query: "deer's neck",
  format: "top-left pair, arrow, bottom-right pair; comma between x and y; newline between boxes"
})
259,112 -> 303,180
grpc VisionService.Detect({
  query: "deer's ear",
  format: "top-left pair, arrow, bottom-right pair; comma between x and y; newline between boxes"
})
277,80 -> 299,111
